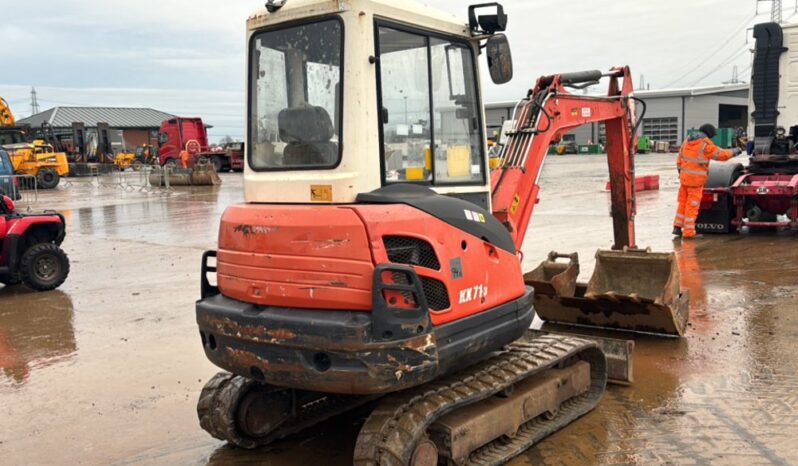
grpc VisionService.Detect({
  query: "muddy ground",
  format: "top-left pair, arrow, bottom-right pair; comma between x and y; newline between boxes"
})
1,154 -> 797,465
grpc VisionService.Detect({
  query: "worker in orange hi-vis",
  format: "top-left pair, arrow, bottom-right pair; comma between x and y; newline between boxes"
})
673,124 -> 742,239
180,149 -> 190,169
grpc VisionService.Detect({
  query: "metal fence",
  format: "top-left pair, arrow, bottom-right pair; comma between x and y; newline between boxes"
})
1,174 -> 38,210
2,164 -> 199,213
61,164 -> 175,194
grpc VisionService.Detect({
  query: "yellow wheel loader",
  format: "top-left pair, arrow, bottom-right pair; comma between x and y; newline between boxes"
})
1,97 -> 69,189
3,141 -> 70,190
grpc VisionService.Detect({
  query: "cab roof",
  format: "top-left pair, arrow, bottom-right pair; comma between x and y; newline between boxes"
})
247,0 -> 471,38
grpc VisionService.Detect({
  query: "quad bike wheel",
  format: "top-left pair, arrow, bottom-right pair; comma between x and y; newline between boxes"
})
37,168 -> 61,190
19,243 -> 70,291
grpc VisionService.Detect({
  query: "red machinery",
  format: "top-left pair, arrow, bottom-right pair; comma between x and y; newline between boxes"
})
195,2 -> 682,464
701,167 -> 798,232
0,195 -> 70,291
157,117 -> 243,171
698,22 -> 798,234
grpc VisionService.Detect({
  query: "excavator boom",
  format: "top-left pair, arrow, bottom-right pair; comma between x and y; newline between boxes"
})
491,67 -> 637,251
496,68 -> 689,337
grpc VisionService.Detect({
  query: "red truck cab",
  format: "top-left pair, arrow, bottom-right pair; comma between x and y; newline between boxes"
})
157,117 -> 208,167
157,118 -> 244,171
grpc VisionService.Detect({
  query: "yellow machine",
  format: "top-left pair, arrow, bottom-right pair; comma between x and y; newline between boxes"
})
112,151 -> 138,170
112,145 -> 160,171
1,97 -> 15,126
3,141 -> 70,189
1,97 -> 70,189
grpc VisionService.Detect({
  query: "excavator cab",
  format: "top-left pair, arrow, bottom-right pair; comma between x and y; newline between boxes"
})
245,1 -> 514,208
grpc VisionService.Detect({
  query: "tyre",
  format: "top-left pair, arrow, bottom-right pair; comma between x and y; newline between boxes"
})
19,243 -> 70,291
37,167 -> 61,189
705,163 -> 744,189
210,155 -> 223,172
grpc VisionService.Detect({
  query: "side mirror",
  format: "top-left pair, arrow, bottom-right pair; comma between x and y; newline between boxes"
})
468,3 -> 508,35
381,107 -> 390,124
486,34 -> 513,85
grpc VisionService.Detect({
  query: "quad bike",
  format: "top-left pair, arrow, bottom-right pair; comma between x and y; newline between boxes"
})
0,195 -> 70,291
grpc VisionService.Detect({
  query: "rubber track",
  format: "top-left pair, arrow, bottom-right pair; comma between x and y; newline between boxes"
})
197,371 -> 375,449
352,333 -> 607,466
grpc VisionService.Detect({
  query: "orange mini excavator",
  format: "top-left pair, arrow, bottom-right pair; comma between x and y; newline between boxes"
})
195,1 -> 686,464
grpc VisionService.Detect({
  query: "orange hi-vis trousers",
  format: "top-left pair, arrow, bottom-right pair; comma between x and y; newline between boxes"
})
674,185 -> 704,237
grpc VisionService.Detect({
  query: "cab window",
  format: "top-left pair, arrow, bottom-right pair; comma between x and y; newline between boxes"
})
376,24 -> 484,185
249,19 -> 343,170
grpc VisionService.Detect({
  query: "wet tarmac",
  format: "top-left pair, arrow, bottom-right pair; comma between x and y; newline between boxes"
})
1,154 -> 797,465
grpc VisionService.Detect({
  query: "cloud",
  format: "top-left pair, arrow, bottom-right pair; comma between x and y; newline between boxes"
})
0,0 -> 776,142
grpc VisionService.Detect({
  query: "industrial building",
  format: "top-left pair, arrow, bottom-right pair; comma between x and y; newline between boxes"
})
485,83 -> 749,148
18,106 -> 176,152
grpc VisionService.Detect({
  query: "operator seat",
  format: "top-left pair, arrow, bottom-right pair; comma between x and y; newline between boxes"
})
278,106 -> 338,166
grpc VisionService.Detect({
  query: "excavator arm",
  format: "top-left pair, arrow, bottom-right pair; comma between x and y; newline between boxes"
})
491,67 -> 640,251
497,67 -> 689,337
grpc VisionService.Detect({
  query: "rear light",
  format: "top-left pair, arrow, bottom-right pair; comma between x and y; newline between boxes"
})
700,192 -> 718,209
701,193 -> 715,203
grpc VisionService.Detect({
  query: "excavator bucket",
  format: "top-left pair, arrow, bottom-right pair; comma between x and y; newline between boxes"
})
524,252 -> 580,297
525,250 -> 689,337
188,165 -> 222,186
149,165 -> 221,187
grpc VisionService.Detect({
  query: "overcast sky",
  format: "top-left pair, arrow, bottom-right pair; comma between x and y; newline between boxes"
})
0,0 -> 783,141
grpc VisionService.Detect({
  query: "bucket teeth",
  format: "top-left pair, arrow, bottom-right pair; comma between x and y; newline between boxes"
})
524,249 -> 690,337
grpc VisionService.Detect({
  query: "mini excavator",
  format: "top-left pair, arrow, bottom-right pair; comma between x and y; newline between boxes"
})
195,1 -> 687,464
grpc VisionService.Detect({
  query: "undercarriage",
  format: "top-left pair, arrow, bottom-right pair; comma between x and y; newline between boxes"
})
198,332 -> 606,466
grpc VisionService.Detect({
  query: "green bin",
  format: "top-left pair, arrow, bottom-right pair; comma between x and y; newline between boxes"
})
687,127 -> 734,148
637,136 -> 651,153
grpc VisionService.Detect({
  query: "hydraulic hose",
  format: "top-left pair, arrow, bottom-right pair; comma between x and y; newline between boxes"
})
629,96 -> 647,147
627,95 -> 647,225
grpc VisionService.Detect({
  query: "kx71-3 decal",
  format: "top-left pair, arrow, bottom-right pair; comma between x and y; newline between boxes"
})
459,284 -> 488,305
